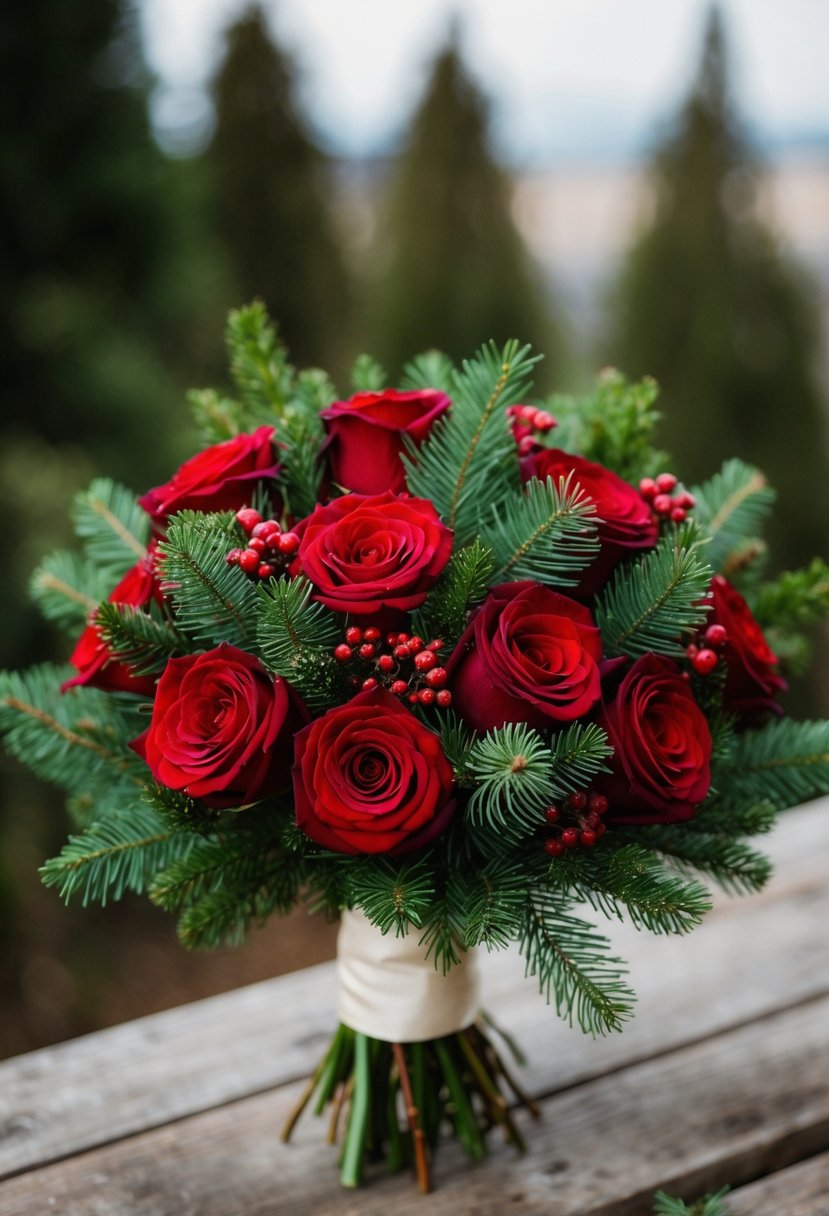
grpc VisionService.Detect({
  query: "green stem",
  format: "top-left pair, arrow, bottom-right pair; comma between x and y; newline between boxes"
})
434,1039 -> 487,1160
340,1032 -> 372,1188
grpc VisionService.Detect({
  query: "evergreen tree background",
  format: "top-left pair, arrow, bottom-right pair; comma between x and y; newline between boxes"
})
207,6 -> 353,375
607,9 -> 829,571
369,36 -> 564,387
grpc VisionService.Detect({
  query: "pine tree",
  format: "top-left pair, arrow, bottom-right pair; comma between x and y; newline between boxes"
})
370,35 -> 562,384
608,7 -> 828,569
207,7 -> 352,373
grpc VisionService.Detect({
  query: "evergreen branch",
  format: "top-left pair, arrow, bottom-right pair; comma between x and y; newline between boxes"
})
350,353 -> 388,392
350,856 -> 435,937
418,877 -> 467,973
466,723 -> 554,843
652,1188 -> 731,1216
400,350 -> 456,395
72,478 -> 149,575
484,474 -> 600,586
627,827 -> 772,895
434,710 -> 477,779
459,857 -> 528,951
692,459 -> 775,571
257,577 -> 342,710
226,299 -> 293,417
40,807 -> 193,906
520,888 -> 635,1034
548,723 -> 614,797
596,523 -> 712,658
175,867 -> 302,950
187,388 -> 247,443
751,558 -> 829,632
413,539 -> 495,643
713,719 -> 829,810
688,798 -> 776,837
30,551 -> 111,632
159,511 -> 258,648
548,371 -> 669,482
95,601 -> 190,675
275,407 -> 325,519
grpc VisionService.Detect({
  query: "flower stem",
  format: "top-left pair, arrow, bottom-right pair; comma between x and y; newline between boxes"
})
340,1032 -> 371,1188
393,1041 -> 431,1194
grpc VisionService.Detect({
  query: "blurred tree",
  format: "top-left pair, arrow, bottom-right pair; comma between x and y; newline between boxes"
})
609,7 -> 828,567
370,36 -> 563,384
208,7 -> 353,374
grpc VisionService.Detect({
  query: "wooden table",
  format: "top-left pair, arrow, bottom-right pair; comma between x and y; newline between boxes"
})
1,798 -> 828,1215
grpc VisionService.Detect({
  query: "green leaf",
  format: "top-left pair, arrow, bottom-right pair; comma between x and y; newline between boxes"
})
548,370 -> 669,482
713,718 -> 829,810
630,826 -> 772,895
95,601 -> 190,676
350,353 -> 388,392
159,511 -> 258,648
548,723 -> 614,798
483,474 -> 600,586
256,577 -> 342,710
226,299 -> 293,417
350,856 -> 435,937
187,388 -> 248,444
413,538 -> 495,643
72,478 -> 149,577
652,1186 -> 730,1216
692,458 -> 775,572
751,558 -> 829,631
400,349 -> 456,395
459,856 -> 528,951
30,550 -> 111,632
466,723 -> 554,843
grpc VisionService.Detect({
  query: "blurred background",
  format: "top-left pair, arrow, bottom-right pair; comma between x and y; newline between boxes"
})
2,0 -> 828,1057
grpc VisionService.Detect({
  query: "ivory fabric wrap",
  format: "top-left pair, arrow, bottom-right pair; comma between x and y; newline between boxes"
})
336,907 -> 482,1042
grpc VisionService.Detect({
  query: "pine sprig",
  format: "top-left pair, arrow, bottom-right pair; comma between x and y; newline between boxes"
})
96,601 -> 190,675
751,558 -> 829,631
714,719 -> 829,810
400,350 -> 456,396
688,798 -> 776,837
629,826 -> 772,895
520,889 -> 635,1034
403,340 -> 540,544
413,538 -> 495,643
691,459 -> 775,572
459,857 -> 528,951
159,511 -> 258,649
418,877 -> 467,973
30,551 -> 112,633
40,807 -> 193,906
175,865 -> 303,950
226,300 -> 293,418
257,577 -> 341,710
72,478 -> 149,577
466,723 -> 554,842
652,1188 -> 730,1216
483,474 -> 600,586
548,723 -> 614,797
187,388 -> 247,444
350,353 -> 388,392
596,523 -> 712,658
350,856 -> 435,937
548,370 -> 669,482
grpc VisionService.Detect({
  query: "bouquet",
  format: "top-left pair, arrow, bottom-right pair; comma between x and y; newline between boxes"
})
3,302 -> 828,1192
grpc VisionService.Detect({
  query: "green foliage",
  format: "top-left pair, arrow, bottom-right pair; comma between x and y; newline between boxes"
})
418,876 -> 468,973
400,350 -> 456,396
30,551 -> 111,633
95,602 -> 189,676
159,511 -> 258,649
714,719 -> 829,810
596,523 -> 712,658
403,339 -> 539,544
187,388 -> 247,444
689,798 -> 776,837
691,459 -> 775,572
434,711 -> 477,778
547,370 -> 669,482
466,724 -> 554,843
520,888 -> 636,1034
630,826 -> 771,895
226,300 -> 293,416
40,807 -> 193,907
413,538 -> 495,643
350,354 -> 387,392
548,723 -> 614,797
256,577 -> 341,710
483,474 -> 600,586
653,1186 -> 730,1216
71,479 -> 149,578
350,856 -> 435,937
458,857 -> 528,951
751,558 -> 829,674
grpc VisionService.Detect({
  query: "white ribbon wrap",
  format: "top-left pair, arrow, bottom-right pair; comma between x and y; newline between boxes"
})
336,908 -> 482,1042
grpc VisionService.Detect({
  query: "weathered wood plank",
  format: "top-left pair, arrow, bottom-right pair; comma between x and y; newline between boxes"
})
727,1152 -> 829,1215
1,797 -> 827,1182
1,994 -> 827,1215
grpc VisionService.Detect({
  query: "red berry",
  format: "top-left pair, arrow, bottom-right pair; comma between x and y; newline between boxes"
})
544,838 -> 565,857
567,791 -> 588,811
426,638 -> 444,652
334,644 -> 352,662
670,507 -> 687,524
363,626 -> 381,643
656,472 -> 678,493
386,632 -> 400,647
358,643 -> 376,661
414,650 -> 436,672
676,491 -> 696,510
249,536 -> 268,554
257,563 -> 276,579
424,666 -> 448,688
252,520 -> 281,540
585,812 -> 601,829
226,548 -> 243,565
595,821 -> 607,836
704,624 -> 727,647
435,689 -> 453,708
394,644 -> 411,660
235,507 -> 262,534
239,549 -> 260,574
276,531 -> 300,555
652,494 -> 673,515
692,647 -> 719,675
685,643 -> 699,659
396,633 -> 410,645
377,654 -> 395,673
408,636 -> 424,654
390,680 -> 409,696
345,626 -> 363,646
408,692 -> 420,704
533,409 -> 557,432
544,806 -> 560,824
517,436 -> 537,455
639,478 -> 657,500
579,829 -> 597,847
561,828 -> 578,849
361,677 -> 379,691
587,793 -> 609,816
417,688 -> 436,706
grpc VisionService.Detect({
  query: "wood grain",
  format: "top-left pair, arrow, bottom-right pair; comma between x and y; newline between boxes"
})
727,1152 -> 829,1216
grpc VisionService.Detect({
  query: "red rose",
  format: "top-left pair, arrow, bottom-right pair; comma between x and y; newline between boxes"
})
131,644 -> 303,807
291,491 -> 453,616
62,543 -> 162,696
447,581 -> 603,733
595,654 -> 712,824
521,449 -> 658,597
321,388 -> 450,495
708,575 -> 787,719
292,688 -> 455,855
138,427 -> 279,526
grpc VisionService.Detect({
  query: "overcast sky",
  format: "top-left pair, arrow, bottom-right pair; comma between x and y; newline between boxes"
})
141,0 -> 829,162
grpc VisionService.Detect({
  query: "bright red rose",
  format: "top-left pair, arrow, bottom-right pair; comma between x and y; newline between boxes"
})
595,654 -> 712,824
708,575 -> 787,719
291,491 -> 453,616
521,449 -> 658,597
321,388 -> 450,495
138,427 -> 279,526
447,581 -> 603,733
62,543 -> 162,696
131,644 -> 303,807
292,688 -> 455,855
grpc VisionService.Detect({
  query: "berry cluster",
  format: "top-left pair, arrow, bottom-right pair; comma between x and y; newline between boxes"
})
333,627 -> 453,708
226,508 -> 300,580
541,790 -> 609,857
685,623 -> 728,676
639,472 -> 696,524
508,404 -> 557,455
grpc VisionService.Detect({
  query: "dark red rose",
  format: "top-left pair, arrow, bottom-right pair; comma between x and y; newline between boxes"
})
595,654 -> 712,824
291,491 -> 453,616
292,687 -> 455,855
447,581 -> 603,733
321,388 -> 450,495
62,543 -> 162,696
708,575 -> 787,719
138,427 -> 279,526
521,449 -> 658,597
131,644 -> 303,807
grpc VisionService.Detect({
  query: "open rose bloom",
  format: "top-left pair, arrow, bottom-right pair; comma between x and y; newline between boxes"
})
5,307 -> 826,1193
